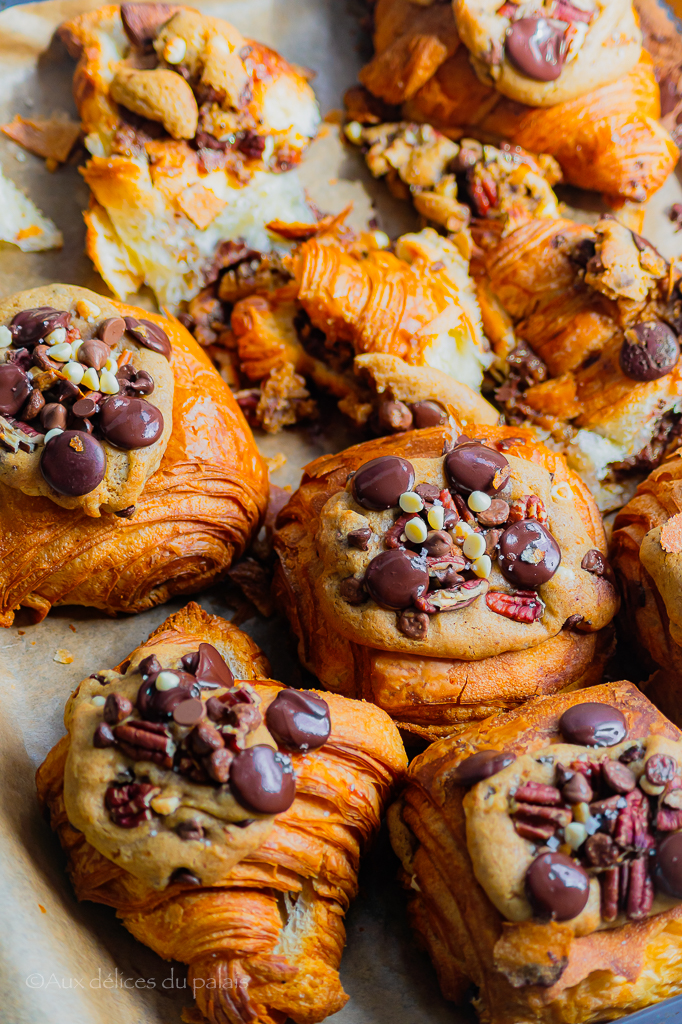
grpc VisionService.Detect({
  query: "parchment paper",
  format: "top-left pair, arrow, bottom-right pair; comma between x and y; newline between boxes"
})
1,0 -> 682,1021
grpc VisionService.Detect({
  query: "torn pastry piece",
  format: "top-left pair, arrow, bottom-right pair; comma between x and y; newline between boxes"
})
0,316 -> 267,626
273,423 -> 617,740
0,284 -> 174,516
453,0 -> 641,108
36,602 -> 407,1024
356,0 -> 677,208
0,168 -> 62,251
611,449 -> 682,690
344,120 -> 562,236
484,216 -> 682,512
58,4 -> 320,309
389,680 -> 682,1023
1,115 -> 81,170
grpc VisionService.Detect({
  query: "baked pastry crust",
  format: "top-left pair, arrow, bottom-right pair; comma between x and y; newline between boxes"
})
358,0 -> 677,206
389,680 -> 682,1022
273,423 -> 617,739
36,602 -> 407,1024
0,321 -> 267,626
453,0 -> 641,108
59,4 -> 320,309
0,284 -> 174,516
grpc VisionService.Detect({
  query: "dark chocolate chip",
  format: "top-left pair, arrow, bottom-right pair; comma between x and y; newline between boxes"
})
476,499 -> 510,527
46,378 -> 81,406
497,519 -> 561,587
188,719 -> 224,757
562,773 -> 593,804
121,3 -> 173,49
104,692 -> 133,725
78,339 -> 110,371
116,367 -> 155,396
602,759 -> 637,794
619,744 -> 644,765
656,832 -> 682,898
94,723 -> 116,748
9,307 -> 69,347
376,399 -> 413,433
72,397 -> 99,419
98,395 -> 164,449
0,363 -> 32,416
176,819 -> 205,841
620,321 -> 680,381
205,696 -> 228,722
229,745 -> 296,814
411,400 -> 447,429
451,749 -> 516,785
340,577 -> 366,605
558,703 -> 627,747
364,548 -> 429,609
181,651 -> 200,674
40,403 -> 68,435
414,483 -> 442,504
266,689 -> 331,752
526,852 -> 589,921
97,317 -> 126,346
422,530 -> 454,557
506,18 -> 566,82
397,609 -> 429,639
445,441 -> 509,496
124,316 -> 171,358
195,643 -> 234,690
139,656 -> 161,686
348,525 -> 372,550
40,430 -> 107,496
170,868 -> 201,886
173,698 -> 205,727
352,455 -> 415,510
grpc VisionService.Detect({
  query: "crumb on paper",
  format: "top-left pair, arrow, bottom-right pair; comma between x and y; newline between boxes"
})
38,904 -> 47,914
17,630 -> 25,636
53,648 -> 74,664
0,168 -> 62,251
1,115 -> 80,165
265,452 -> 287,474
68,624 -> 77,633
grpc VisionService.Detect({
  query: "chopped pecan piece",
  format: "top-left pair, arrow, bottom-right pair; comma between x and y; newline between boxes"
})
600,866 -> 620,922
105,781 -> 160,827
613,789 -> 654,852
585,832 -> 619,867
514,782 -> 562,805
656,807 -> 682,831
509,494 -> 548,525
486,590 -> 544,623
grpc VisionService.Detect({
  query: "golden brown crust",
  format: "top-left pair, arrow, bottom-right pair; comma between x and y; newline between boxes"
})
0,314 -> 268,627
36,603 -> 407,1024
389,681 -> 682,1023
273,424 -> 617,738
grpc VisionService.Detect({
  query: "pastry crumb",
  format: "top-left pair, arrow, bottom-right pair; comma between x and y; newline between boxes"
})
53,648 -> 74,664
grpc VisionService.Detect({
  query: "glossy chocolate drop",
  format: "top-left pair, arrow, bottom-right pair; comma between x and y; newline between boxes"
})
352,455 -> 415,510
411,400 -> 447,429
558,703 -> 627,747
450,749 -> 516,785
230,745 -> 296,813
9,306 -> 70,347
195,643 -> 234,690
620,321 -> 680,381
506,18 -> 566,82
97,317 -> 126,346
445,441 -> 509,496
656,832 -> 682,898
40,430 -> 107,496
364,549 -> 429,610
266,689 -> 331,752
526,852 -> 590,921
98,395 -> 164,449
124,316 -> 172,359
40,403 -> 68,432
0,363 -> 32,416
498,519 -> 561,587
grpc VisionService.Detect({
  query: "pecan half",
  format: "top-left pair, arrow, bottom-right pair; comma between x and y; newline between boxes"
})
105,782 -> 160,827
509,494 -> 548,525
417,578 -> 488,613
613,789 -> 654,852
486,590 -> 544,623
585,832 -> 619,867
656,807 -> 682,831
600,866 -> 620,922
645,753 -> 677,786
113,719 -> 175,768
626,857 -> 654,920
514,782 -> 562,805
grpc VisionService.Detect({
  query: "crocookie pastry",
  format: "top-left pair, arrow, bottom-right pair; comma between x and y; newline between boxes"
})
59,4 -> 320,309
36,603 -> 407,1024
388,681 -> 682,1023
453,0 -> 641,108
0,320 -> 266,626
611,449 -> 682,690
274,424 -> 618,740
483,216 -> 682,511
0,285 -> 174,516
356,0 -> 677,209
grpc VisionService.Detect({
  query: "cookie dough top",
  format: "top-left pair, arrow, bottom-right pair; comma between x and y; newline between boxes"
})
453,0 -> 641,107
0,284 -> 174,516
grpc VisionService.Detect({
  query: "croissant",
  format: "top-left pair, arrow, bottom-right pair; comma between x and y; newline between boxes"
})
36,602 -> 407,1024
273,423 -> 618,741
388,680 -> 682,1023
357,0 -> 677,208
0,293 -> 267,626
481,215 -> 682,511
58,4 -> 320,309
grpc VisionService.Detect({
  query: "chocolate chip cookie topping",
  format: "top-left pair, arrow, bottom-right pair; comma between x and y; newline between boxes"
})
451,749 -> 517,784
265,689 -> 331,752
0,302 -> 169,493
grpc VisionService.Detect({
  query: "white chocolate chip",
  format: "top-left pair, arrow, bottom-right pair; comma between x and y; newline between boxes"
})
75,298 -> 101,322
156,671 -> 180,691
45,327 -> 66,345
471,554 -> 492,578
427,505 -> 444,531
163,35 -> 187,64
151,794 -> 181,815
71,338 -> 83,357
104,356 -> 118,373
0,325 -> 12,348
399,491 -> 424,514
81,367 -> 100,391
99,369 -> 120,394
453,521 -> 473,542
564,822 -> 587,850
344,120 -> 363,144
468,490 -> 492,513
62,361 -> 85,385
91,695 -> 106,707
373,230 -> 390,249
49,342 -> 72,362
640,776 -> 665,796
463,533 -> 486,559
44,428 -> 64,443
405,518 -> 428,544
572,801 -> 591,823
